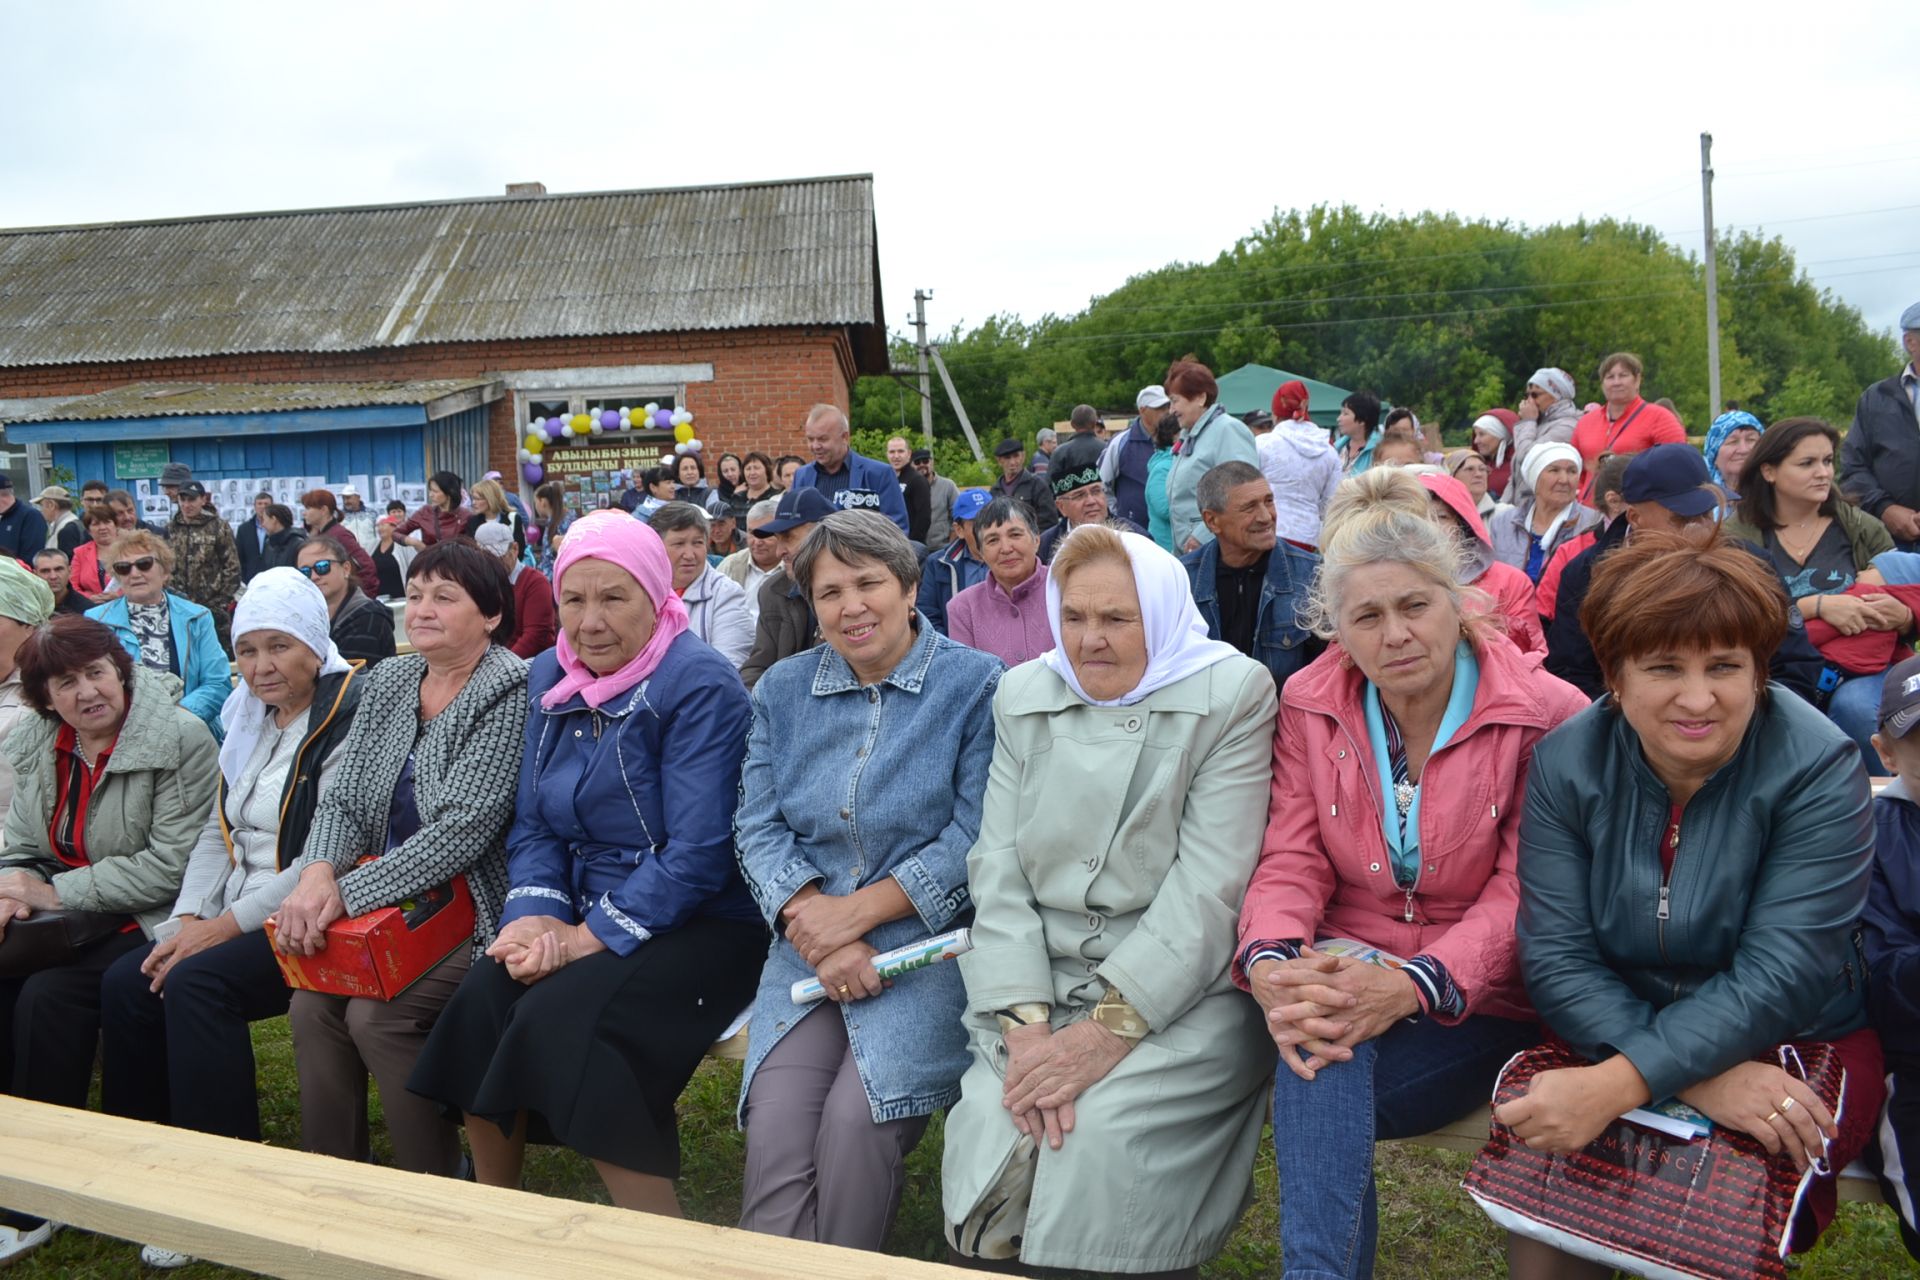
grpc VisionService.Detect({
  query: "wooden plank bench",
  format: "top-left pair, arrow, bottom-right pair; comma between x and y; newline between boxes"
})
0,1095 -> 972,1280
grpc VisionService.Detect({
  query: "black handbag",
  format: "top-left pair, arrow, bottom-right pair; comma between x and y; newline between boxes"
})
0,909 -> 128,979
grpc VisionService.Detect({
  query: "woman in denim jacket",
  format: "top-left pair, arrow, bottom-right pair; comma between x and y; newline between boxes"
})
734,511 -> 1001,1252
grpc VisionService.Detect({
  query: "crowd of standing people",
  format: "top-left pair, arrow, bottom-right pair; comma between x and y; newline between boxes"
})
2,301 -> 1920,1278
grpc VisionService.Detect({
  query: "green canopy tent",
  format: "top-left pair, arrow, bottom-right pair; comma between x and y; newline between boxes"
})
1214,364 -> 1352,432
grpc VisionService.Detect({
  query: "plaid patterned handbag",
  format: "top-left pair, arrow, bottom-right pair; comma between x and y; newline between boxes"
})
1463,1041 -> 1846,1280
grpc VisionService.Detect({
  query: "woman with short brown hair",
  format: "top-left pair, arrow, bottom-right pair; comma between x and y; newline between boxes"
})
1165,360 -> 1258,554
1500,532 -> 1881,1277
1569,351 -> 1685,497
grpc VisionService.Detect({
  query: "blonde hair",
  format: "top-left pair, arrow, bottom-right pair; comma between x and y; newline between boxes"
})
107,528 -> 174,573
469,478 -> 509,517
1048,523 -> 1131,588
1302,469 -> 1476,641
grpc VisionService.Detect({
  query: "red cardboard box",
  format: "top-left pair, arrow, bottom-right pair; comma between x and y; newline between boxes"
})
266,877 -> 474,1001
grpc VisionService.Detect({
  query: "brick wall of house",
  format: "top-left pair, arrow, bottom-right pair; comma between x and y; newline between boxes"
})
0,325 -> 856,479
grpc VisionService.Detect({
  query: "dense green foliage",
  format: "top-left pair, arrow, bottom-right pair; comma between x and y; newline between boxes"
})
854,204 -> 1898,456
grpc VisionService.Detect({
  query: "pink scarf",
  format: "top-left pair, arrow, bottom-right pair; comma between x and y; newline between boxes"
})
540,510 -> 690,709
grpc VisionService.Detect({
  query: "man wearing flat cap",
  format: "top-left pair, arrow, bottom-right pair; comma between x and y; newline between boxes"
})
989,438 -> 1059,532
1841,300 -> 1920,549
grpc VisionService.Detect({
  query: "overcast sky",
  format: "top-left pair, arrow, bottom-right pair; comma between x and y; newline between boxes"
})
5,0 -> 1916,355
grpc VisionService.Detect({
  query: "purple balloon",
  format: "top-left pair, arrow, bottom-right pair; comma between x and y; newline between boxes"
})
653,408 -> 674,430
544,419 -> 565,442
522,462 -> 544,484
599,409 -> 620,430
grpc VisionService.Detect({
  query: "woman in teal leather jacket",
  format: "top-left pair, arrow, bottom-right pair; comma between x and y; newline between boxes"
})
1500,532 -> 1883,1279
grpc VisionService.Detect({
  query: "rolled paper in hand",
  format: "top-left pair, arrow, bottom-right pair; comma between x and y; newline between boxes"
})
791,927 -> 972,1004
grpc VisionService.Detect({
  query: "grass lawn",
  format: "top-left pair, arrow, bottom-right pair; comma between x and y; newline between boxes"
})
15,1018 -> 1919,1278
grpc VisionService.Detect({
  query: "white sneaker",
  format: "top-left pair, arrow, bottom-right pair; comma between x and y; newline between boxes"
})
0,1219 -> 56,1263
139,1244 -> 194,1269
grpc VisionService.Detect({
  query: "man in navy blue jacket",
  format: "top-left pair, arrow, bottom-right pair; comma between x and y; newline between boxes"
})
1866,654 -> 1920,1259
791,404 -> 910,536
0,477 -> 47,563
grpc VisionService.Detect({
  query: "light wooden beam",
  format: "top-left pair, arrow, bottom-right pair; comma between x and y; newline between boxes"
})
0,1096 -> 970,1279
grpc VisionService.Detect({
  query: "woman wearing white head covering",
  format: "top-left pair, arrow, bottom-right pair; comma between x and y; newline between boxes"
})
944,525 -> 1280,1275
96,568 -> 366,1231
1508,366 -> 1582,503
1486,441 -> 1601,583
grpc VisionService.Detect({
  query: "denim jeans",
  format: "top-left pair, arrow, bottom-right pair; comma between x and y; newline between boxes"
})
1270,1012 -> 1538,1280
1827,673 -> 1889,776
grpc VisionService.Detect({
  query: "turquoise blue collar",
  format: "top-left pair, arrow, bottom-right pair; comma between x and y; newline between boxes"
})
1362,641 -> 1479,883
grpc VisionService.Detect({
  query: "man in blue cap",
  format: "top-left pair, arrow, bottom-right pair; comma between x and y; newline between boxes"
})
1545,443 -> 1823,702
1841,300 -> 1920,549
917,488 -> 993,635
740,487 -> 834,688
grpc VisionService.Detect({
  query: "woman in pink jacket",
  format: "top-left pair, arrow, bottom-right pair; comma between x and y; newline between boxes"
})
1235,467 -> 1587,1280
1415,470 -> 1546,656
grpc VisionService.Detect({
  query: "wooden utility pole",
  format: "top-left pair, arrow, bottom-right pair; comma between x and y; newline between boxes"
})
1701,132 -> 1722,415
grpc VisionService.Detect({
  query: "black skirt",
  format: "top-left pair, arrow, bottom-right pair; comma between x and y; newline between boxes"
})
407,913 -> 765,1177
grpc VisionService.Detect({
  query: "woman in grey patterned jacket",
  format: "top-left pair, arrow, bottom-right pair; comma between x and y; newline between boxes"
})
273,540 -> 529,1177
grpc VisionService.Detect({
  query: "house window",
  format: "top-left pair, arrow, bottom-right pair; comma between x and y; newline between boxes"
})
516,387 -> 680,515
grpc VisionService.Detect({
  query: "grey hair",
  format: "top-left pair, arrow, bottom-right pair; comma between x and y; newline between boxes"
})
1196,460 -> 1265,515
1300,468 -> 1472,641
746,497 -> 781,526
805,403 -> 850,435
791,510 -> 922,599
647,501 -> 710,537
974,496 -> 1038,537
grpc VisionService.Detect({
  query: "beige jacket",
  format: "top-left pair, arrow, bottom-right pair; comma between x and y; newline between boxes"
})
943,655 -> 1279,1273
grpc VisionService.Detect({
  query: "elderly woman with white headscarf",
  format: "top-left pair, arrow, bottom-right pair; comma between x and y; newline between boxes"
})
943,525 -> 1279,1277
96,568 -> 365,1160
1508,367 -> 1582,504
1487,440 -> 1600,583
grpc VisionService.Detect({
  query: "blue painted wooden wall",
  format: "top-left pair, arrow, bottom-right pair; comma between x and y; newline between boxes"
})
52,427 -> 428,489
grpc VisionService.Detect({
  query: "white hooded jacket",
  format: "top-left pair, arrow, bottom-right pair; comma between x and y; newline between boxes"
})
1257,421 -> 1343,546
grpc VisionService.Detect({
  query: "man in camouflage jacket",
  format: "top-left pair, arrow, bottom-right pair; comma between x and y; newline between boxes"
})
167,482 -> 240,652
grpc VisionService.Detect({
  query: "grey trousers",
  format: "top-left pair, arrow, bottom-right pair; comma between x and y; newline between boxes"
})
288,947 -> 470,1176
738,1003 -> 930,1250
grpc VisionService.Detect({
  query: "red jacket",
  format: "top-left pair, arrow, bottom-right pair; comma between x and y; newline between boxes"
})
1804,581 -> 1920,674
508,564 -> 557,659
1236,632 -> 1589,1023
1571,397 -> 1684,498
1534,530 -> 1598,621
311,517 -> 381,597
70,539 -> 110,598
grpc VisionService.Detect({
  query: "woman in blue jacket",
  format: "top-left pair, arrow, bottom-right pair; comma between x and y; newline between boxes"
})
407,511 -> 765,1217
734,510 -> 1001,1252
86,529 -> 231,741
1498,533 -> 1883,1278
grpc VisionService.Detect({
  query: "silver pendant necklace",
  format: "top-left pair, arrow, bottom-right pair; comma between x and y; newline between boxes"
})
1394,778 -> 1416,818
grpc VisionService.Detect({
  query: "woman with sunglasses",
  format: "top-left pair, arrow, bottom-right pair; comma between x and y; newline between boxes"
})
295,536 -> 396,669
85,529 -> 231,741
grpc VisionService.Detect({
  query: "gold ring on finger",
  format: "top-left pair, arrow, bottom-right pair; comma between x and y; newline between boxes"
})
837,984 -> 850,996
1780,1097 -> 1796,1113
1764,1110 -> 1780,1123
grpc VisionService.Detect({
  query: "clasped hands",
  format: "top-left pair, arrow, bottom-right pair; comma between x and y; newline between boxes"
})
1000,1018 -> 1131,1151
487,914 -> 606,985
1249,949 -> 1420,1081
0,869 -> 59,940
780,885 -> 891,1005
1816,591 -> 1910,637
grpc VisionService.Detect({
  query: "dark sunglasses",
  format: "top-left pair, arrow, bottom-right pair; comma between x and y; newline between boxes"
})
110,557 -> 158,575
297,560 -> 337,578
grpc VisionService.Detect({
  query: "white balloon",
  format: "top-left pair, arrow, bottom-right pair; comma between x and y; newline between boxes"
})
644,402 -> 659,415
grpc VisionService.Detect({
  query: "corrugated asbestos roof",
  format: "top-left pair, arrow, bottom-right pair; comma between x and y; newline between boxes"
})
0,174 -> 886,371
11,378 -> 502,423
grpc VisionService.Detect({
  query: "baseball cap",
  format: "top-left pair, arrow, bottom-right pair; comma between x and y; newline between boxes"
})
1621,444 -> 1715,518
1136,385 -> 1170,410
994,437 -> 1025,458
473,522 -> 515,555
1902,300 -> 1920,333
1882,653 -> 1920,738
32,485 -> 71,505
338,483 -> 360,498
910,448 -> 931,464
754,486 -> 834,535
951,489 -> 990,521
176,481 -> 208,499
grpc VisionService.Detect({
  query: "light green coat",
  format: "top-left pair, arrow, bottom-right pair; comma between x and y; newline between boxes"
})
1,668 -> 219,938
943,655 -> 1278,1274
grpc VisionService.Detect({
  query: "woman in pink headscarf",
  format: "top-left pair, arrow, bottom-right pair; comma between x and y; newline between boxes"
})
409,510 -> 765,1218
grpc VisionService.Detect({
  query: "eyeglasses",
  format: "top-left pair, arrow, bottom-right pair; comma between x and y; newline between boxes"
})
110,557 -> 158,575
297,560 -> 337,578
